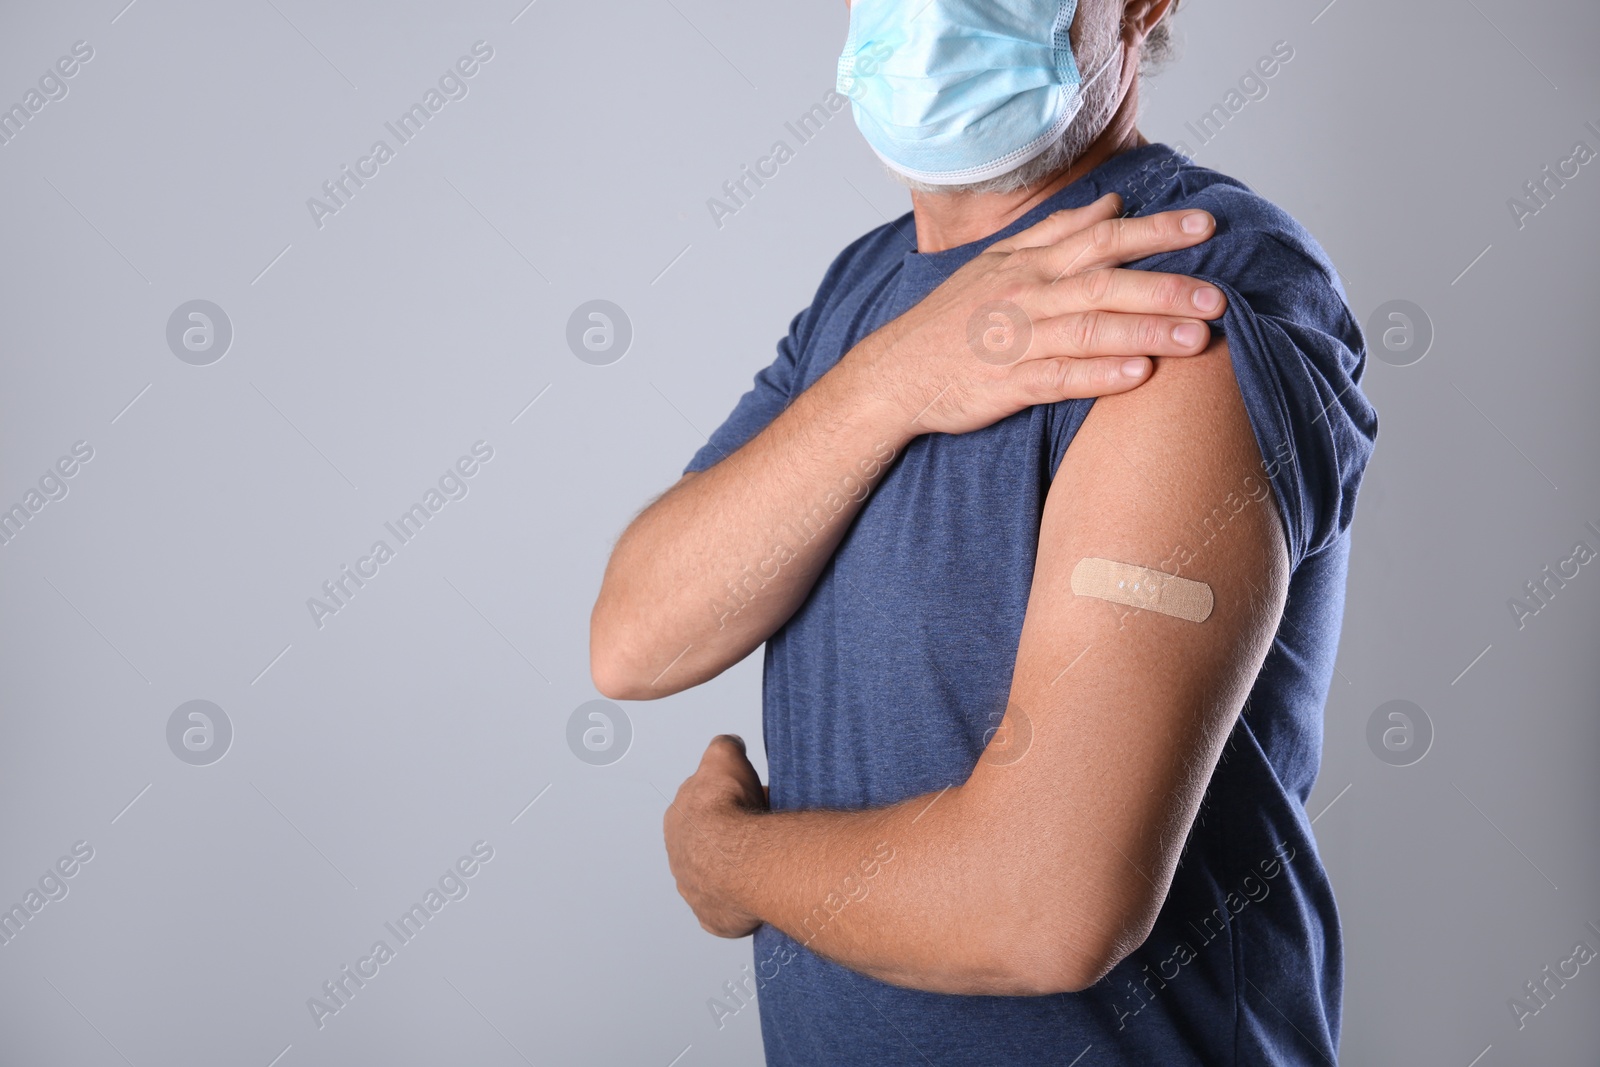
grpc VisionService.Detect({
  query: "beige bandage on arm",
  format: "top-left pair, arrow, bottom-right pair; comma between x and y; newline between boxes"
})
1070,557 -> 1214,623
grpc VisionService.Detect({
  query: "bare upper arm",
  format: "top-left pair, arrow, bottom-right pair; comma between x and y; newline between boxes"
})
964,336 -> 1291,984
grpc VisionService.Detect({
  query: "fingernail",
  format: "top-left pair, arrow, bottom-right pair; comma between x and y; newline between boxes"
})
1172,323 -> 1205,346
1193,286 -> 1222,312
1121,358 -> 1148,378
1181,212 -> 1210,234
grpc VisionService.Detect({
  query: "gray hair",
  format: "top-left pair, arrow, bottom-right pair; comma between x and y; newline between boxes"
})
1141,7 -> 1181,73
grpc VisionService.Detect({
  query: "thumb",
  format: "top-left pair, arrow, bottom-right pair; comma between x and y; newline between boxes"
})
700,733 -> 750,771
991,192 -> 1123,253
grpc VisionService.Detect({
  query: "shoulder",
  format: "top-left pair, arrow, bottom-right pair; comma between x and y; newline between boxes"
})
1126,155 -> 1358,349
1106,148 -> 1379,568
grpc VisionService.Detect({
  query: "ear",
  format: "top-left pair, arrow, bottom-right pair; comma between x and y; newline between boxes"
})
1122,0 -> 1176,46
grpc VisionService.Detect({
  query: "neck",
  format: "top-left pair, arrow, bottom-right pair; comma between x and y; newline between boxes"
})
909,89 -> 1146,253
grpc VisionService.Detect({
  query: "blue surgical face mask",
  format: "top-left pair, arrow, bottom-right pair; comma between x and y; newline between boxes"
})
837,0 -> 1117,186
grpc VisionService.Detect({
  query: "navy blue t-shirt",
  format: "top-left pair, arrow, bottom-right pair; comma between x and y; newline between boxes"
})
683,143 -> 1377,1066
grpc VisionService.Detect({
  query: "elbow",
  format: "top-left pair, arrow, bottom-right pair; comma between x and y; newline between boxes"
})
589,637 -> 660,703
1004,945 -> 1118,997
1041,947 -> 1129,996
590,653 -> 646,702
1002,898 -> 1158,996
589,588 -> 718,700
589,607 -> 653,702
1010,939 -> 1139,998
589,609 -> 692,701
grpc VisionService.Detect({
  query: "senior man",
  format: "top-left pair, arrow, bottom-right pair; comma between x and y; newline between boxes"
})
590,0 -> 1376,1062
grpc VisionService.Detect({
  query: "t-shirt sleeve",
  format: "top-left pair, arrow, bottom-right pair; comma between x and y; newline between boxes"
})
1139,215 -> 1379,571
682,306 -> 811,475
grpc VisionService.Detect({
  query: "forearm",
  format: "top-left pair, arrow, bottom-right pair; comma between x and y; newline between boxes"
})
720,784 -> 1087,996
590,346 -> 915,699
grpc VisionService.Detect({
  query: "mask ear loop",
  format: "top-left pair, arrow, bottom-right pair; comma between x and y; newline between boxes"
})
1076,42 -> 1123,98
1039,42 -> 1121,161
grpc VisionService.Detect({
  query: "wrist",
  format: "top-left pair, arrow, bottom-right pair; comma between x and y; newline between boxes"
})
825,335 -> 922,452
717,804 -> 768,924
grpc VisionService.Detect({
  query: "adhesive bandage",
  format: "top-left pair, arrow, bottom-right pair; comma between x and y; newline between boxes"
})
1070,557 -> 1214,623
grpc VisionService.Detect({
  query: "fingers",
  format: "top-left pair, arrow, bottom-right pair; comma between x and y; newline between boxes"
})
1035,267 -> 1225,322
986,270 -> 1221,365
1038,208 -> 1216,279
1009,354 -> 1160,403
1028,310 -> 1216,360
990,193 -> 1123,253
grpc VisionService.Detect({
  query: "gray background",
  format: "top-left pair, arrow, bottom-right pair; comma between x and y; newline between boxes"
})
0,0 -> 1595,1064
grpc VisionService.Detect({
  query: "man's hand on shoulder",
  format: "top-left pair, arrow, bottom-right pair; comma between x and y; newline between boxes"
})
850,193 -> 1231,437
